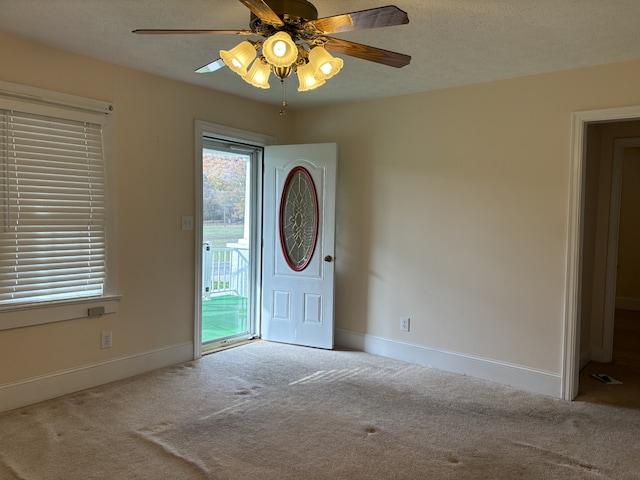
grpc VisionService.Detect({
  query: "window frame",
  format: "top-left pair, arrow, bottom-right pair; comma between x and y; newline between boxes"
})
0,81 -> 119,330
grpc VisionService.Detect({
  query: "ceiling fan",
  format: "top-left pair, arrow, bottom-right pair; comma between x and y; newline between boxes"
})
133,0 -> 411,96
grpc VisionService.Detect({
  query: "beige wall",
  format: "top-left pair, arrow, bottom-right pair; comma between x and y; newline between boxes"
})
3,28 -> 640,394
292,60 -> 640,374
0,32 -> 294,385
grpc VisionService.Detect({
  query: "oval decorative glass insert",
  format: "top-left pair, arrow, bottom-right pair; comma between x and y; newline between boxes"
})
279,166 -> 319,271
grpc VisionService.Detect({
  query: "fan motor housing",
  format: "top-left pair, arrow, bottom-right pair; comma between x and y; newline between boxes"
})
251,0 -> 319,25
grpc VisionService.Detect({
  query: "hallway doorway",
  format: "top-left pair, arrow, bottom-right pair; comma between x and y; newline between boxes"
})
566,115 -> 640,401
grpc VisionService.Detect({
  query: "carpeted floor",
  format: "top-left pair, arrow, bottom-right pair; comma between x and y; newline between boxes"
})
1,341 -> 640,479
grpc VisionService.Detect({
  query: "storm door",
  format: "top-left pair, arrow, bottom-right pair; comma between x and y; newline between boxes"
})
199,137 -> 260,350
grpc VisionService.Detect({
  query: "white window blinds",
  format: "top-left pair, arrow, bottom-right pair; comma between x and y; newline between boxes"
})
0,107 -> 107,306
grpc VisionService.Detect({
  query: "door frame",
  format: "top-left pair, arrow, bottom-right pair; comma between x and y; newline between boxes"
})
193,121 -> 275,359
563,105 -> 640,400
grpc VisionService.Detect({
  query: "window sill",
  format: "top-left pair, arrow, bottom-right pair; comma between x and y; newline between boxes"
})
0,295 -> 122,331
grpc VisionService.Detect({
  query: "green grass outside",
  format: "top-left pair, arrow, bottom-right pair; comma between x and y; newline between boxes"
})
203,224 -> 244,248
202,295 -> 248,343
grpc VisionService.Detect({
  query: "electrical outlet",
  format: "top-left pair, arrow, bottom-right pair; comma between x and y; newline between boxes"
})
101,331 -> 112,349
400,317 -> 410,332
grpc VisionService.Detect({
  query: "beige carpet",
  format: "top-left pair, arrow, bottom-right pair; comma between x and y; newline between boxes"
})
1,341 -> 640,479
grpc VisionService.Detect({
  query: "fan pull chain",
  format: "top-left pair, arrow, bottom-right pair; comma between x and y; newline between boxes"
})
279,79 -> 288,116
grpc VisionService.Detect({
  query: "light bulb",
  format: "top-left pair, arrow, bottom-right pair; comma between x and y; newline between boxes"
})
308,46 -> 343,81
262,32 -> 298,68
273,40 -> 288,58
297,61 -> 326,92
220,41 -> 257,76
243,58 -> 271,89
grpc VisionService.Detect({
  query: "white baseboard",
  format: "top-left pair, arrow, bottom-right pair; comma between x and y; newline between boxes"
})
0,342 -> 193,413
335,329 -> 562,398
615,296 -> 640,311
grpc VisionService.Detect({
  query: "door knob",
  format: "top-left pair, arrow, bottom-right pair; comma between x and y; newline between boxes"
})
324,255 -> 333,262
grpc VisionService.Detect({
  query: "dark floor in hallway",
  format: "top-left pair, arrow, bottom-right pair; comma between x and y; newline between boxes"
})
577,309 -> 640,409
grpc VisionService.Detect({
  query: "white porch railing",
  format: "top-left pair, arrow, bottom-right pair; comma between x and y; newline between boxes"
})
202,244 -> 249,299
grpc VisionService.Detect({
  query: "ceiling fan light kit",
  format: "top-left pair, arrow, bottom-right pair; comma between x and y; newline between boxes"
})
261,31 -> 298,67
219,40 -> 257,75
134,0 -> 411,101
308,46 -> 343,80
243,56 -> 272,88
296,60 -> 326,92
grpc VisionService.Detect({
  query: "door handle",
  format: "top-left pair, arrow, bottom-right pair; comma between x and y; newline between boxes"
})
324,255 -> 333,262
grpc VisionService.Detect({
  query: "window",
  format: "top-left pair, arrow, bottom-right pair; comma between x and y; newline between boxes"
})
0,82 -> 114,311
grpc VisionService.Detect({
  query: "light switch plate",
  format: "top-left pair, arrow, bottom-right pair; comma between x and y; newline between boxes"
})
181,215 -> 194,231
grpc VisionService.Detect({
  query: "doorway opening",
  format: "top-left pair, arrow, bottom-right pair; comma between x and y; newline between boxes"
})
194,122 -> 274,357
577,133 -> 640,408
564,108 -> 640,402
193,122 -> 337,357
201,138 -> 256,347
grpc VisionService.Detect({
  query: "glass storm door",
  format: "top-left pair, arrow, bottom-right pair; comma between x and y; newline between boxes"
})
200,138 -> 259,347
262,143 -> 337,349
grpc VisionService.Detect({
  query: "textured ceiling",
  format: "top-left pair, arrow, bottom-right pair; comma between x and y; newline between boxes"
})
2,0 -> 640,109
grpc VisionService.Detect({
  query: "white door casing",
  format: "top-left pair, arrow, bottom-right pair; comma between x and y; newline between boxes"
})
262,143 -> 337,349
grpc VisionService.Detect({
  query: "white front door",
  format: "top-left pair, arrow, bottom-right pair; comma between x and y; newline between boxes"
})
262,143 -> 336,349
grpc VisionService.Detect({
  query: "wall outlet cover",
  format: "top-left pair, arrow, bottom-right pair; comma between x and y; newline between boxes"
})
400,317 -> 410,332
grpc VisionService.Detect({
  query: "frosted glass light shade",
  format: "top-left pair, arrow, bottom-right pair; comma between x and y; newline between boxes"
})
243,58 -> 271,89
220,41 -> 256,76
297,62 -> 326,92
262,32 -> 298,68
308,46 -> 343,80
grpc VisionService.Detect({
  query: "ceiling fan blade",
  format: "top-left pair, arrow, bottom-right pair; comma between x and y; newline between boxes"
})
324,37 -> 411,68
195,58 -> 226,73
133,29 -> 253,35
238,0 -> 284,27
308,5 -> 409,34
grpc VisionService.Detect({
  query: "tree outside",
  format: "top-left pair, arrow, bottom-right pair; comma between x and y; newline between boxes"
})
202,151 -> 247,225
